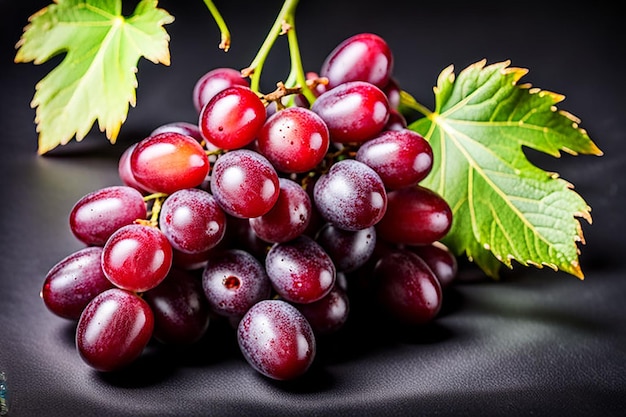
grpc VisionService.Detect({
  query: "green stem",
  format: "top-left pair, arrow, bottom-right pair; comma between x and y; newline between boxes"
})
284,10 -> 316,105
245,0 -> 300,93
202,0 -> 231,51
399,90 -> 433,118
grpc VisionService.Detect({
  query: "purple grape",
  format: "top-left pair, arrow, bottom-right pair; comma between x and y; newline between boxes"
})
265,235 -> 335,304
143,268 -> 211,344
69,186 -> 147,246
376,185 -> 452,246
355,129 -> 433,190
409,241 -> 458,289
202,249 -> 272,318
294,284 -> 350,335
41,247 -> 115,320
75,288 -> 154,372
237,299 -> 316,380
313,159 -> 387,231
158,188 -> 227,254
373,249 -> 442,325
315,223 -> 376,273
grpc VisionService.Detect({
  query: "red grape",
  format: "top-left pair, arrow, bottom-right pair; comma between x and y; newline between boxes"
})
237,299 -> 316,380
198,85 -> 266,150
320,33 -> 393,89
101,224 -> 173,292
376,185 -> 453,245
257,107 -> 330,173
76,288 -> 154,372
130,132 -> 210,195
69,186 -> 147,246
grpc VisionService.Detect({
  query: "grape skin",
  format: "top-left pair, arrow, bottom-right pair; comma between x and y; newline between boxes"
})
101,224 -> 173,293
158,188 -> 227,254
237,299 -> 316,381
376,185 -> 453,246
144,268 -> 211,345
202,249 -> 272,319
257,106 -> 330,174
209,149 -> 280,219
69,186 -> 147,246
311,81 -> 390,144
130,132 -> 210,195
373,249 -> 442,325
265,235 -> 336,304
76,288 -> 154,372
313,159 -> 387,232
320,33 -> 394,89
41,247 -> 115,320
355,129 -> 433,190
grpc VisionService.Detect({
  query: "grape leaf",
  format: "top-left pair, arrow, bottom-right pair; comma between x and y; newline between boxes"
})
14,0 -> 174,154
405,60 -> 603,279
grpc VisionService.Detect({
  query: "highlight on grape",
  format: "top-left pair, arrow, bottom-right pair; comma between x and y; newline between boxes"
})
41,33 -> 458,380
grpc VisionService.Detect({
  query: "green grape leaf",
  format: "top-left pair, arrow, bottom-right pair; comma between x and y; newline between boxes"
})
14,0 -> 174,154
405,60 -> 603,279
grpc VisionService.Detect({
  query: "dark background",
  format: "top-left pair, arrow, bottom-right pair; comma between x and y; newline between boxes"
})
1,1 -> 625,416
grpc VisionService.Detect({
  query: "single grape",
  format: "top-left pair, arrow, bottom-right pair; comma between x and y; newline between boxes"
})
198,85 -> 266,150
76,288 -> 154,372
210,149 -> 280,218
150,121 -> 204,142
409,241 -> 458,289
143,268 -> 211,344
376,185 -> 452,246
311,81 -> 389,144
313,159 -> 387,231
315,223 -> 376,273
249,178 -> 312,243
158,188 -> 227,254
69,186 -> 147,246
237,299 -> 316,380
193,67 -> 249,113
294,284 -> 350,335
202,249 -> 272,318
373,248 -> 442,325
41,247 -> 115,320
265,235 -> 335,304
130,132 -> 210,195
355,129 -> 433,190
101,224 -> 173,292
320,33 -> 393,89
257,107 -> 330,173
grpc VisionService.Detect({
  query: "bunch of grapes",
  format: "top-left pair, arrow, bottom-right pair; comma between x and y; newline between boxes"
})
41,33 -> 458,381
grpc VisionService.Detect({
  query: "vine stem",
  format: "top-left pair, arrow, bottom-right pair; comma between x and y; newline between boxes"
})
242,0 -> 301,94
202,0 -> 231,51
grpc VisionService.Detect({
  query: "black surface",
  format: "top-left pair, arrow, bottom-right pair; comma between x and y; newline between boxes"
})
1,1 -> 625,416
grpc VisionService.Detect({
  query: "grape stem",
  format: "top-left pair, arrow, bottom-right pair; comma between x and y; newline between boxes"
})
239,0 -> 314,103
202,0 -> 231,51
140,193 -> 168,227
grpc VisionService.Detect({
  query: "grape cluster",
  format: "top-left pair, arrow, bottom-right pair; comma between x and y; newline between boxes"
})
41,33 -> 457,380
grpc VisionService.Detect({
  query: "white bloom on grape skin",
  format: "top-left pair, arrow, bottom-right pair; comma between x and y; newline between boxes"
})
172,206 -> 193,227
